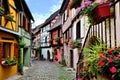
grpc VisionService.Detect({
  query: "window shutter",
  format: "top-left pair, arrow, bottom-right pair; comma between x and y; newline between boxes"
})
0,42 -> 2,62
14,44 -> 18,60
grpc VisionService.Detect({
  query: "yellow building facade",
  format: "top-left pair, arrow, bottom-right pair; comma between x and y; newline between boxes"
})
0,0 -> 19,79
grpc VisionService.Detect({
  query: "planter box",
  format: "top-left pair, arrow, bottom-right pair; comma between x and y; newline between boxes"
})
93,3 -> 110,24
1,62 -> 16,67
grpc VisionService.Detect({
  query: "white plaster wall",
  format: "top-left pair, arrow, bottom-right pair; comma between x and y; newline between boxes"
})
73,48 -> 79,70
41,48 -> 52,59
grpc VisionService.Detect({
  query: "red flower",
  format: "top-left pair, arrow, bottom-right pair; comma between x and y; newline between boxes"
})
110,66 -> 117,73
108,58 -> 113,63
98,51 -> 104,56
99,60 -> 105,67
101,55 -> 106,59
114,56 -> 119,60
108,48 -> 113,53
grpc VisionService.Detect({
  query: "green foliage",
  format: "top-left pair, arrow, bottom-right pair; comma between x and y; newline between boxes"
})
72,40 -> 81,48
4,56 -> 16,64
83,40 -> 107,76
61,59 -> 66,66
55,37 -> 60,42
55,46 -> 60,49
19,36 -> 26,48
81,2 -> 102,25
18,49 -> 23,73
0,6 -> 4,12
36,46 -> 41,52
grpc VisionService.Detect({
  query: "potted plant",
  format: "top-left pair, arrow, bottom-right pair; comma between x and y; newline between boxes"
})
36,46 -> 41,52
6,12 -> 14,20
55,37 -> 60,43
19,36 -> 26,48
2,56 -> 16,67
72,40 -> 81,49
55,46 -> 60,49
19,41 -> 26,48
79,1 -> 112,25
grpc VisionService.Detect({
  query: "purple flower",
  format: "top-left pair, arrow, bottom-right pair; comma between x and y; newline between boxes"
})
85,1 -> 92,6
100,0 -> 105,3
77,4 -> 85,12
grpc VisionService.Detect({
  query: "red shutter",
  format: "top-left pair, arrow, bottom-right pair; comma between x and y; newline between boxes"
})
0,42 -> 2,63
14,44 -> 19,60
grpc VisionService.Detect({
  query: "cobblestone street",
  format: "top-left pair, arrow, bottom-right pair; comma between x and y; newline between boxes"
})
18,60 -> 76,80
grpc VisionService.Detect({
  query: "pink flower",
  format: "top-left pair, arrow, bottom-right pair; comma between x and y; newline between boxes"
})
77,4 -> 85,12
110,66 -> 117,73
85,1 -> 92,7
108,48 -> 113,53
114,56 -> 119,60
108,58 -> 113,63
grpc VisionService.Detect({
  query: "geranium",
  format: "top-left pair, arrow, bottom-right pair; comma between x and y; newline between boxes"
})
110,66 -> 117,73
99,60 -> 105,67
108,58 -> 112,63
96,47 -> 120,79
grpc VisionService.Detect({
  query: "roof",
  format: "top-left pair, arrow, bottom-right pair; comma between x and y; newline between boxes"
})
40,9 -> 60,28
48,24 -> 61,32
32,23 -> 44,34
59,0 -> 70,14
14,0 -> 34,22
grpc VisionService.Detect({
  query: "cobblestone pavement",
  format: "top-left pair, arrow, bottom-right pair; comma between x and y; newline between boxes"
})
18,60 -> 76,80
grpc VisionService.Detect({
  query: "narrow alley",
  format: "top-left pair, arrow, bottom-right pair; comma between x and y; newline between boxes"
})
18,60 -> 76,80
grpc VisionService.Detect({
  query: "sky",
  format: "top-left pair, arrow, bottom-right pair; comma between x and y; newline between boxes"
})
25,0 -> 63,28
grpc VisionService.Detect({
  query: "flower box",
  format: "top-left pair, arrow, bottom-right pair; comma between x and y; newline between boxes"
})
1,60 -> 16,67
93,3 -> 111,24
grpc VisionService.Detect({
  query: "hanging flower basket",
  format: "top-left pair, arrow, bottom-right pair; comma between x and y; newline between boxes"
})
92,3 -> 111,24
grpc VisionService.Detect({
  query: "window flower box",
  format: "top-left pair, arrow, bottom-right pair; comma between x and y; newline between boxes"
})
80,2 -> 111,25
55,37 -> 60,43
1,57 -> 16,67
92,3 -> 111,24
5,12 -> 14,21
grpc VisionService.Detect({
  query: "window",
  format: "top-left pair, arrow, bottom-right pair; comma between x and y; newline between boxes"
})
2,42 -> 11,59
23,15 -> 26,29
69,27 -> 72,39
76,21 -> 81,39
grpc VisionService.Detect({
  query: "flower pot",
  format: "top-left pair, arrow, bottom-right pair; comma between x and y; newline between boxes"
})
93,3 -> 111,24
